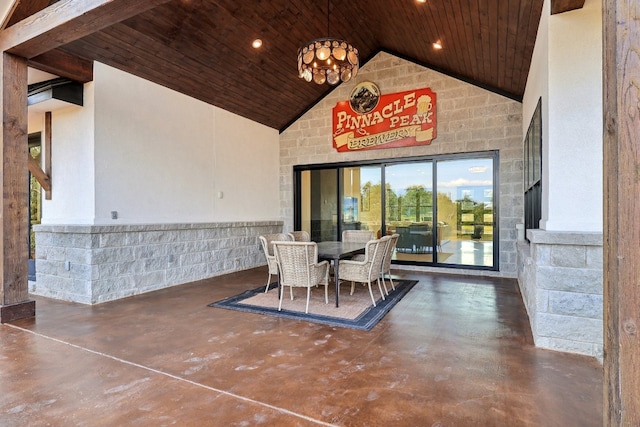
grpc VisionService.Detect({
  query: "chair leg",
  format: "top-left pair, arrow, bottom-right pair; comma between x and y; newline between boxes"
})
380,275 -> 389,296
324,282 -> 329,304
264,274 -> 272,293
387,274 -> 396,291
367,281 -> 377,307
350,281 -> 355,295
376,277 -> 386,301
305,287 -> 311,313
278,287 -> 284,311
290,286 -> 294,300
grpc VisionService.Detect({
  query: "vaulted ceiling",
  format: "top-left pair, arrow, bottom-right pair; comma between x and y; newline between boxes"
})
4,0 -> 584,131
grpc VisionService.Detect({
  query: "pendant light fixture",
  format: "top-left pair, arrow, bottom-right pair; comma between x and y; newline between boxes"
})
297,0 -> 359,85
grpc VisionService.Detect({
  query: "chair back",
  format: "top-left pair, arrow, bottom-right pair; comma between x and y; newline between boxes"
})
382,234 -> 399,271
259,233 -> 292,257
371,235 -> 391,275
288,230 -> 311,242
342,229 -> 375,243
272,241 -> 318,287
360,237 -> 387,280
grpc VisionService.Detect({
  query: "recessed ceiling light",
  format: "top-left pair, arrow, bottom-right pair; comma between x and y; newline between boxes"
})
416,0 -> 427,3
252,39 -> 263,49
432,41 -> 442,50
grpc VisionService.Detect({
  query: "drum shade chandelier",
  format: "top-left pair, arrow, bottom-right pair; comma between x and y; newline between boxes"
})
297,0 -> 359,85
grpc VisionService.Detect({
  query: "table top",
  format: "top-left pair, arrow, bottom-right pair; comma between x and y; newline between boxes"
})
316,241 -> 367,259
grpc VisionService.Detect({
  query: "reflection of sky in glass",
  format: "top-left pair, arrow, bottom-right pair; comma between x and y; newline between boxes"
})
384,163 -> 433,196
358,158 -> 493,199
360,166 -> 381,186
438,158 -> 493,202
360,159 -> 493,198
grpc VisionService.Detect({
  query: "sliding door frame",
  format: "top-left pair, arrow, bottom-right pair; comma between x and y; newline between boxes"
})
293,151 -> 500,271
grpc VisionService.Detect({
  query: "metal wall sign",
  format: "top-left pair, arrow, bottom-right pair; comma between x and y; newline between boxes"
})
332,83 -> 437,152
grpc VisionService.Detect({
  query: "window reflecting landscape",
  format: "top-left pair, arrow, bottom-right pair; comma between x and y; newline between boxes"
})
295,154 -> 496,269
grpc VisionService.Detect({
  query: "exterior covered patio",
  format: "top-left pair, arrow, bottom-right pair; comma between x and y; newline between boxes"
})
0,0 -> 637,425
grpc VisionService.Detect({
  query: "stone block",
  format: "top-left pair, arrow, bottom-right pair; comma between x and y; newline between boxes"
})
134,244 -> 168,259
532,245 -> 551,266
144,257 -> 167,272
92,247 -> 135,264
139,231 -> 178,244
535,289 -> 549,312
98,263 -> 119,279
66,248 -> 91,264
537,313 -> 603,343
535,336 -> 598,359
133,271 -> 166,288
548,291 -> 603,319
181,252 -> 207,266
550,245 -> 587,268
537,266 -> 602,294
117,261 -> 144,276
99,233 -> 129,248
586,246 -> 603,269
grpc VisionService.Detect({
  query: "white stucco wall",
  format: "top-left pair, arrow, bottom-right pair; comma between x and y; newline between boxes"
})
518,0 -> 604,360
524,0 -> 603,232
38,62 -> 280,225
212,108 -> 281,221
39,86 -> 96,224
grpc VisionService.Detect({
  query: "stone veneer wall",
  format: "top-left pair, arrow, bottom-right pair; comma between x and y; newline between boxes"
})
517,230 -> 603,360
32,221 -> 283,304
280,52 -> 523,277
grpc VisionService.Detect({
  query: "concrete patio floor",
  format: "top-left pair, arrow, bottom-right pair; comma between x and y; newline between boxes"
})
0,267 -> 602,426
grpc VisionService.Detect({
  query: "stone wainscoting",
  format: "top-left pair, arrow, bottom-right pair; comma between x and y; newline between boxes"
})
32,221 -> 283,304
517,230 -> 603,361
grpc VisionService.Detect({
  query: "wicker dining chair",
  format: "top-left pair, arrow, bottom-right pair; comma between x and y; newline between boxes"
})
350,234 -> 395,295
259,233 -> 292,293
381,234 -> 400,294
288,230 -> 311,242
342,229 -> 375,244
338,237 -> 387,307
272,241 -> 329,314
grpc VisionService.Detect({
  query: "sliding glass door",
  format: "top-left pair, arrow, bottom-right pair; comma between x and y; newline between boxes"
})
384,162 -> 437,262
436,158 -> 495,267
294,152 -> 498,270
298,169 -> 339,242
342,166 -> 382,237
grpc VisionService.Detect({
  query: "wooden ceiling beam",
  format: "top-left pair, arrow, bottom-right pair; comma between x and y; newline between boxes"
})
29,48 -> 93,82
551,0 -> 586,15
3,0 -> 51,29
0,0 -> 171,58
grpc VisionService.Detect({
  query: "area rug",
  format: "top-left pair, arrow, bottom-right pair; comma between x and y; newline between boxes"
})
209,279 -> 418,331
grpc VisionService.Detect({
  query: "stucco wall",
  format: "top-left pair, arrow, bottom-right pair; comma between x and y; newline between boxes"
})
30,62 -> 284,302
518,0 -> 603,360
280,52 -> 524,277
524,0 -> 603,232
38,62 -> 281,225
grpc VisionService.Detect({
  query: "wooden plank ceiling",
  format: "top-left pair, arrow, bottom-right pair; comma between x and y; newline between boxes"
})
6,0 -> 548,131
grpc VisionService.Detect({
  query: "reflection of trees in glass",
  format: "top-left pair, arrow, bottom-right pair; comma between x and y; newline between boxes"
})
436,192 -> 456,224
359,181 -> 381,225
401,185 -> 432,222
385,184 -> 399,221
456,195 -> 487,239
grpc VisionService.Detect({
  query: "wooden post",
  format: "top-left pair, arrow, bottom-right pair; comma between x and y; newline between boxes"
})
44,111 -> 52,199
0,51 -> 35,323
603,0 -> 640,425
